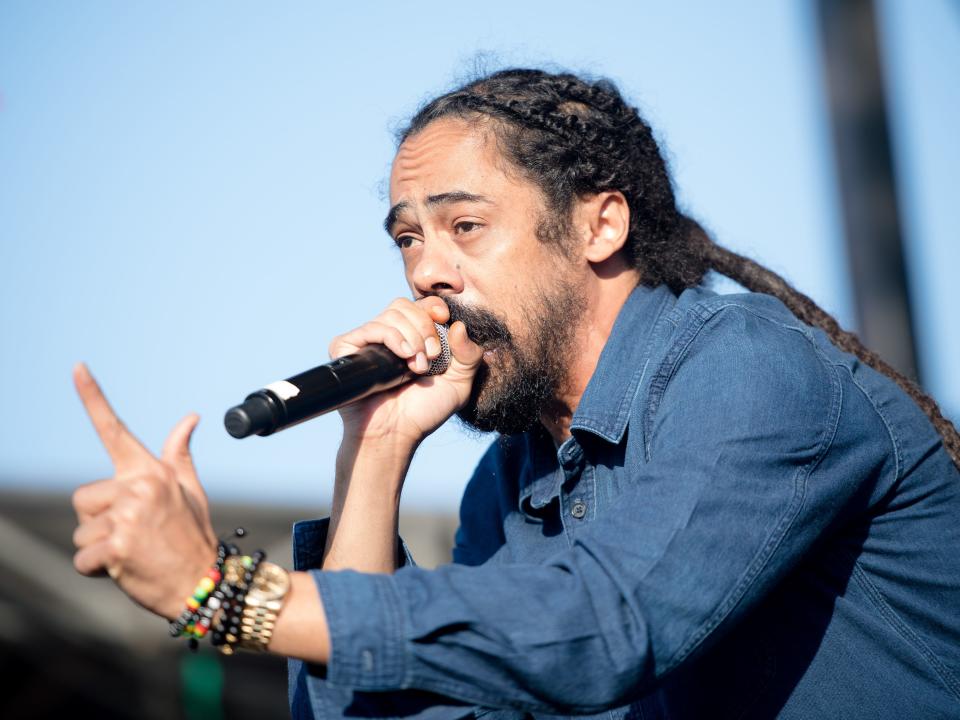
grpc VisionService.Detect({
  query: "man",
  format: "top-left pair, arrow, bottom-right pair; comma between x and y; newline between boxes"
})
72,69 -> 960,718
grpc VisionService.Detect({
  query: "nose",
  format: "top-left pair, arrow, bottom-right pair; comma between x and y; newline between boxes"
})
410,237 -> 464,297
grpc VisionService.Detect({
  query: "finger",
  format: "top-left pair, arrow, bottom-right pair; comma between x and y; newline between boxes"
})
73,363 -> 152,471
380,308 -> 428,358
416,296 -> 450,325
73,512 -> 114,549
73,537 -> 122,578
161,413 -> 207,503
388,300 -> 445,359
331,321 -> 423,371
447,321 -> 483,369
72,478 -> 120,523
161,413 -> 199,477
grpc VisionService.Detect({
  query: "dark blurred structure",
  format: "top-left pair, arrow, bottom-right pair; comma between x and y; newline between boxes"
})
0,489 -> 457,719
817,0 -> 922,382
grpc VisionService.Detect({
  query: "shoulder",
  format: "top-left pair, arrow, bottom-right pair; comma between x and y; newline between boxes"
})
641,290 -> 842,458
656,290 -> 836,394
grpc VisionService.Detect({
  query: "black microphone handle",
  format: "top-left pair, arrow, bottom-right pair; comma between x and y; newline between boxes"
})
224,324 -> 449,439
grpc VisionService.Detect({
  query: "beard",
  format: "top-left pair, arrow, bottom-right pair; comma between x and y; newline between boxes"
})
445,273 -> 583,436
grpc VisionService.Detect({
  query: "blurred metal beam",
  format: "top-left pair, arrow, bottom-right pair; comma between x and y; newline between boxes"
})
0,514 -> 142,640
816,0 -> 921,382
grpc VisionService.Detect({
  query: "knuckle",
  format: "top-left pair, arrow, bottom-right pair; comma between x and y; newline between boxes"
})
107,533 -> 128,561
405,310 -> 434,336
129,475 -> 161,503
328,335 -> 343,357
364,321 -> 391,342
112,501 -> 139,526
417,314 -> 438,336
417,295 -> 442,309
415,298 -> 445,322
381,308 -> 406,326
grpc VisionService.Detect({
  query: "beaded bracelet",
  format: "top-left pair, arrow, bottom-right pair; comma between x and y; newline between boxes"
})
169,541 -> 230,638
169,528 -> 249,651
210,550 -> 266,655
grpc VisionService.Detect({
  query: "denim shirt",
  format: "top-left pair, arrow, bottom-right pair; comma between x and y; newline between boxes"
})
288,284 -> 960,719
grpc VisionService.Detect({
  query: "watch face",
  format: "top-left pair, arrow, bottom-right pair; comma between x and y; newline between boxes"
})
251,562 -> 291,601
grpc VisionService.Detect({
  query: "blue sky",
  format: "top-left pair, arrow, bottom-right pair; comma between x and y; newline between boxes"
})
1,1 -> 956,510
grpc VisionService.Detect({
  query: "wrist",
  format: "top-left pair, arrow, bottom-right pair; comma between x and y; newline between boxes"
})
165,543 -> 223,622
339,427 -> 420,458
336,433 -> 418,486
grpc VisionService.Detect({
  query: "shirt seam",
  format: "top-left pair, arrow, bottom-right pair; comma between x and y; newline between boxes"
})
643,302 -> 844,671
667,361 -> 841,671
383,574 -> 413,688
851,561 -> 960,703
836,363 -> 903,482
641,301 -> 721,462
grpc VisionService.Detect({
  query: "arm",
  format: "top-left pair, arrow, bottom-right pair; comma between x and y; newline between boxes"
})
283,441 -> 516,719
319,296 -> 483,574
322,438 -> 414,573
70,297 -> 486,719
290,306 -> 873,714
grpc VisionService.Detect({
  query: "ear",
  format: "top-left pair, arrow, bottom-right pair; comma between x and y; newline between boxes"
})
576,191 -> 630,263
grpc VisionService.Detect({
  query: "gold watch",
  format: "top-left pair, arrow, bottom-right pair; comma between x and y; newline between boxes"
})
236,560 -> 291,652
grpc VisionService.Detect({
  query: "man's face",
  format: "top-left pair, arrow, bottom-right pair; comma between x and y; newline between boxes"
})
386,118 -> 584,434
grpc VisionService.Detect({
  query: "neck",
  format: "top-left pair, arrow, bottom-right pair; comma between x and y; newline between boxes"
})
540,265 -> 640,446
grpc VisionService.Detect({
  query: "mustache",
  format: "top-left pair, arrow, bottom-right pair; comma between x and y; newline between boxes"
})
444,297 -> 513,347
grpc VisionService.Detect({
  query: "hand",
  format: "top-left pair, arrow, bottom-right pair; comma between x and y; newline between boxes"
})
71,363 -> 218,620
329,296 -> 483,449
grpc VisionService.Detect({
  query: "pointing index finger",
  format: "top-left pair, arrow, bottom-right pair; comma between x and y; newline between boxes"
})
73,363 -> 152,471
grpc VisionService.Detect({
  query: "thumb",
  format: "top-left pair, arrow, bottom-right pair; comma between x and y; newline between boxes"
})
447,321 -> 484,370
161,413 -> 201,485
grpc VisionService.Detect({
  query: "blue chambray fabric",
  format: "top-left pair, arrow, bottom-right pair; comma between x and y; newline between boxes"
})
288,284 -> 960,719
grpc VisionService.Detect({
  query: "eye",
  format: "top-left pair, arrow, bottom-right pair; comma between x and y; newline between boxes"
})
394,235 -> 418,250
454,220 -> 482,234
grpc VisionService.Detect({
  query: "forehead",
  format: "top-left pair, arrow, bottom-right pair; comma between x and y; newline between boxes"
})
389,118 -> 507,203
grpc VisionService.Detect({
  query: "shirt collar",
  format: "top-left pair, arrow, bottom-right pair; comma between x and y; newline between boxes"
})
517,283 -> 676,512
570,283 -> 676,444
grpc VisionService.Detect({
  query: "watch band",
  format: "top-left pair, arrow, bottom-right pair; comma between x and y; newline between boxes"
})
214,556 -> 290,654
236,560 -> 291,652
238,602 -> 280,651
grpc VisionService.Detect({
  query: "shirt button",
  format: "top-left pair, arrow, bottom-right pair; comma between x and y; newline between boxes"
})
570,500 -> 587,519
361,649 -> 374,672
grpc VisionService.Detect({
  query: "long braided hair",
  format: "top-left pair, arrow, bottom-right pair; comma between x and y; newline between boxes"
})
399,68 -> 960,470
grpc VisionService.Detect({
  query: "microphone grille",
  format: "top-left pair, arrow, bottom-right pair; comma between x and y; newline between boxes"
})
427,323 -> 451,375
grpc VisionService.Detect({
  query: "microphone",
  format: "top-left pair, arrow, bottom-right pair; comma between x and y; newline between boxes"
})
223,323 -> 450,439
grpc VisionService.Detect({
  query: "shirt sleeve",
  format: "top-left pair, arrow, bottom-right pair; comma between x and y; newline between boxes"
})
306,304 -> 886,715
288,519 -> 525,719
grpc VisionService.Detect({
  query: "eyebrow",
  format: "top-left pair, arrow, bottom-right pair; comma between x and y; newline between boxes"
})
383,191 -> 493,235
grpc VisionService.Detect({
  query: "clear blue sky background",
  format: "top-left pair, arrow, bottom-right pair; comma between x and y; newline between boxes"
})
1,1 -> 957,510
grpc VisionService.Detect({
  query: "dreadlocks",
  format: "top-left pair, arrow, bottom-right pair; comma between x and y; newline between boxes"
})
399,67 -> 960,471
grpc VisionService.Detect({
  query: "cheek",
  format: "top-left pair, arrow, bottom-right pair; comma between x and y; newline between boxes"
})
403,264 -> 422,297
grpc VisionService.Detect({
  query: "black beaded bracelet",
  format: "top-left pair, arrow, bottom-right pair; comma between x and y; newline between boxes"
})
168,528 -> 247,649
210,549 -> 267,655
